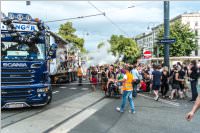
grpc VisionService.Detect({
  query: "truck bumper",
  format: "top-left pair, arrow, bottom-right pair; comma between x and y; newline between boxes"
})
1,84 -> 52,109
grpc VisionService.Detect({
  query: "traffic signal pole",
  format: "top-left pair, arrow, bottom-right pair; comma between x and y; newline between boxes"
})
164,1 -> 170,68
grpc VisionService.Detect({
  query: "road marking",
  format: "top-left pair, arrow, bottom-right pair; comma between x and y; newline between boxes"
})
81,88 -> 89,91
59,86 -> 67,89
52,91 -> 59,94
69,87 -> 77,90
138,93 -> 180,107
49,99 -> 111,133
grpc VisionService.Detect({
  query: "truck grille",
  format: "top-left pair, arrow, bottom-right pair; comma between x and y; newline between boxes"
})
1,88 -> 33,102
1,68 -> 35,85
1,88 -> 32,97
1,69 -> 32,73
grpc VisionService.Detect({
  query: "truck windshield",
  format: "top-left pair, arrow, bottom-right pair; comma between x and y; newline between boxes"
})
1,41 -> 45,61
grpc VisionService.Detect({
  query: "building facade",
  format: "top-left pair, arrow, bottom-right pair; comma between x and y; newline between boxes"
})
135,12 -> 200,57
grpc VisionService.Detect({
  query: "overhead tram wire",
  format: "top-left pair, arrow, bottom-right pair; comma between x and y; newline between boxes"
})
44,12 -> 105,23
88,1 -> 130,37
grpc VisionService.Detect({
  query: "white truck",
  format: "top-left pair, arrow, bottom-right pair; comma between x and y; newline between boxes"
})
49,32 -> 77,84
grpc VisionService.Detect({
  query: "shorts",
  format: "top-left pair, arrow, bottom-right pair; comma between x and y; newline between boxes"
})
172,84 -> 181,90
152,85 -> 160,90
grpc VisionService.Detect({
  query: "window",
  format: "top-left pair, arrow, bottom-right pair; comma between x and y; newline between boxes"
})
187,21 -> 190,25
1,42 -> 45,61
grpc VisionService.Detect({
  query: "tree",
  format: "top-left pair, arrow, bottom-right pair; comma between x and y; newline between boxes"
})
97,42 -> 105,49
58,22 -> 85,52
108,35 -> 140,63
155,20 -> 197,57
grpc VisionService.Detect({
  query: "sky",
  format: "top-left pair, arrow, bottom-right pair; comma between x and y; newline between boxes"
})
2,1 -> 200,52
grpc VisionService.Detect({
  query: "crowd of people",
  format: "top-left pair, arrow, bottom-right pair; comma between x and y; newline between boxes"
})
77,60 -> 199,116
84,60 -> 199,102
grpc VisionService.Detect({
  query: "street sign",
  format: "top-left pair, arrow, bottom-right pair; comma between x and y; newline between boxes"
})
143,50 -> 152,59
158,38 -> 176,44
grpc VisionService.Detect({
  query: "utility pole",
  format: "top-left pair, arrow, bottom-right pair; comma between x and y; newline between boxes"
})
164,1 -> 170,68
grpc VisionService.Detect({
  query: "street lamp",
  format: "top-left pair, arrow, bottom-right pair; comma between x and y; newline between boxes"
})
128,5 -> 135,8
26,1 -> 31,6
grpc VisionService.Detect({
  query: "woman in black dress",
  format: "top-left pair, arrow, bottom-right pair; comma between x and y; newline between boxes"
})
170,66 -> 184,100
161,67 -> 169,98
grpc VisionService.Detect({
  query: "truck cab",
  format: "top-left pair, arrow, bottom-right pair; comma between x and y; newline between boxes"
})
1,12 -> 53,108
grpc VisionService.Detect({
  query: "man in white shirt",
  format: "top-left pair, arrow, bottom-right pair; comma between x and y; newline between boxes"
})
131,65 -> 140,97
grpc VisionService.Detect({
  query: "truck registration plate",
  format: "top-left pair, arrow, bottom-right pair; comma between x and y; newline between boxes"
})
7,103 -> 24,108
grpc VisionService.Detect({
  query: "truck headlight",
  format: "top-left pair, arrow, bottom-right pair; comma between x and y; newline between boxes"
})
37,87 -> 48,93
31,63 -> 41,68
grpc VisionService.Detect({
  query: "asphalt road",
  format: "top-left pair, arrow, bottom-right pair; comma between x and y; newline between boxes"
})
1,80 -> 200,133
1,80 -> 91,129
69,94 -> 200,133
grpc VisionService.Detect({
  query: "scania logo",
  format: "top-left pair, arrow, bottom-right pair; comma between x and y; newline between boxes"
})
1,91 -> 7,94
3,63 -> 27,67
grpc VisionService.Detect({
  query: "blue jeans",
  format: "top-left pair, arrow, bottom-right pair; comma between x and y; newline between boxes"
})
191,80 -> 198,100
120,91 -> 135,112
132,83 -> 137,97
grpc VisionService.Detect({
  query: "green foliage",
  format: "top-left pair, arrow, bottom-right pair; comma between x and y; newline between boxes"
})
108,35 -> 140,63
58,22 -> 85,52
97,42 -> 105,49
156,20 -> 197,57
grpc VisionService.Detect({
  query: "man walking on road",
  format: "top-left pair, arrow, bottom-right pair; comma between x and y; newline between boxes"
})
116,66 -> 136,114
131,64 -> 140,98
188,60 -> 199,102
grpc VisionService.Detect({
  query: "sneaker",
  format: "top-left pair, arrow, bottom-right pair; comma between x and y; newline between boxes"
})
154,96 -> 159,101
154,97 -> 157,100
129,110 -> 136,114
116,107 -> 123,113
189,99 -> 195,102
156,96 -> 159,101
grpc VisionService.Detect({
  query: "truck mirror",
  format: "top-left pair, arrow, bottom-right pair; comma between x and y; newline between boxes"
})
48,50 -> 56,59
50,43 -> 57,50
47,43 -> 57,59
